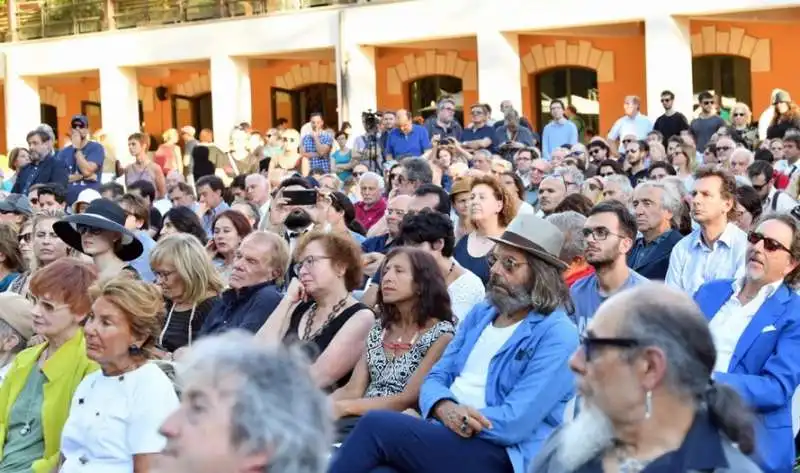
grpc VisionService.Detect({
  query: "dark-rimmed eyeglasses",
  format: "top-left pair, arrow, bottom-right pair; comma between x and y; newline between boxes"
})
581,226 -> 627,241
748,231 -> 791,253
581,335 -> 640,362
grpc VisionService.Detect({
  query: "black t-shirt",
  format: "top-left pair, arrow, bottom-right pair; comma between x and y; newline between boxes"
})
160,297 -> 219,352
653,112 -> 689,142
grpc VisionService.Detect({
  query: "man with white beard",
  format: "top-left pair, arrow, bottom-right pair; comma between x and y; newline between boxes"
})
530,284 -> 760,473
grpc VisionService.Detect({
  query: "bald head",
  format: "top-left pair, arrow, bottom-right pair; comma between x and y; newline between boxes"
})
245,173 -> 270,206
386,194 -> 412,236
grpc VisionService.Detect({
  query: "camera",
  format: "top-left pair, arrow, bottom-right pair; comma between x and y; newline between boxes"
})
362,109 -> 380,133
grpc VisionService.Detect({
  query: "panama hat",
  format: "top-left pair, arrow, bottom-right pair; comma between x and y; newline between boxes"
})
488,214 -> 567,270
53,198 -> 143,262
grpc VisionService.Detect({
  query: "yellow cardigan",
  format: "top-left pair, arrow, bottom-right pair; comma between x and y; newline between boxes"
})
0,329 -> 97,473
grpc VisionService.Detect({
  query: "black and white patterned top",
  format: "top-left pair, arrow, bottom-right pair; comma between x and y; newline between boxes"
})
364,319 -> 455,399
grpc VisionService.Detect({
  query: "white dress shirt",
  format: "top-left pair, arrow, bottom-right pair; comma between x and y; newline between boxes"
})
709,278 -> 782,373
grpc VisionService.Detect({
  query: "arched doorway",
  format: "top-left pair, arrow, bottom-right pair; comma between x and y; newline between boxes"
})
532,67 -> 598,136
408,75 -> 464,125
692,55 -> 752,115
271,84 -> 337,130
171,93 -> 213,135
40,104 -> 58,143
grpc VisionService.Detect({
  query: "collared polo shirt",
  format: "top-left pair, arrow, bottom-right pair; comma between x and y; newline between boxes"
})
384,125 -> 431,159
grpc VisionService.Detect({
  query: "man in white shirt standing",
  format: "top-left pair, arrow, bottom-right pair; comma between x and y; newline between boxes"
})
694,213 -> 800,473
0,294 -> 35,386
244,174 -> 271,230
607,95 -> 653,153
666,167 -> 748,295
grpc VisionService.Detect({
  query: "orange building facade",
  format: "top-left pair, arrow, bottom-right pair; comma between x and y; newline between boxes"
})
1,0 -> 798,157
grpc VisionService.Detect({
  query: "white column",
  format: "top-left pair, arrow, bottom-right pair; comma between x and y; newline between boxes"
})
99,65 -> 140,168
4,69 -> 40,150
340,44 -> 377,136
645,15 -> 694,119
477,30 -> 522,121
210,54 -> 251,150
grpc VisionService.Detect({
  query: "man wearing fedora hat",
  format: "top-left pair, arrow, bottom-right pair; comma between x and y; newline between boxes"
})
329,214 -> 578,473
53,198 -> 143,280
0,294 -> 35,385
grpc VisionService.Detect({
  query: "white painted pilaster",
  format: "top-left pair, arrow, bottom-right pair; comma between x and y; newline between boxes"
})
644,15 -> 694,119
477,30 -> 522,121
210,55 -> 252,150
4,67 -> 40,150
340,44 -> 377,136
99,65 -> 140,168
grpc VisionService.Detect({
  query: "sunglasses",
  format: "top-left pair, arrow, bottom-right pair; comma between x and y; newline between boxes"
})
732,113 -> 746,117
71,123 -> 86,130
581,336 -> 640,362
600,172 -> 615,177
748,231 -> 791,253
702,100 -> 715,105
660,98 -> 672,103
76,224 -> 104,236
19,233 -> 32,244
588,148 -> 602,155
751,182 -> 769,192
353,172 -> 364,178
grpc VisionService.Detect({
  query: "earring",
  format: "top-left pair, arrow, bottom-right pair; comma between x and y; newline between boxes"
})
128,345 -> 143,357
644,390 -> 653,420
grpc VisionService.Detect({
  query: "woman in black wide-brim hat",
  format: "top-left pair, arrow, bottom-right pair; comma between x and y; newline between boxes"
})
53,199 -> 143,280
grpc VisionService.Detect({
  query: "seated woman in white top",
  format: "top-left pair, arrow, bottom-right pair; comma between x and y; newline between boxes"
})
57,276 -> 179,473
395,209 -> 486,323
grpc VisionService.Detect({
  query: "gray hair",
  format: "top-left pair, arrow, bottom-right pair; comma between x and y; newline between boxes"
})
0,319 -> 26,354
612,285 -> 755,454
554,166 -> 585,188
437,97 -> 456,110
660,176 -> 688,198
358,171 -> 384,190
603,174 -> 633,196
474,149 -> 492,160
546,211 -> 586,263
232,199 -> 261,229
179,331 -> 331,473
400,157 -> 433,184
635,182 -> 683,228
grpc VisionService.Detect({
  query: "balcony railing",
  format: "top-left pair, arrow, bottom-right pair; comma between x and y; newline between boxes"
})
8,0 -> 361,41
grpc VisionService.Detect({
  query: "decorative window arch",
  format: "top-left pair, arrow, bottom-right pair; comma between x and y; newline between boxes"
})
520,40 -> 615,85
408,75 -> 463,122
532,67 -> 599,134
386,51 -> 477,96
273,61 -> 336,90
690,25 -> 770,72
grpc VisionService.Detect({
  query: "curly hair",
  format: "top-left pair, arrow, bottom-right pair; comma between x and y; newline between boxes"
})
377,247 -> 454,327
469,175 -> 516,228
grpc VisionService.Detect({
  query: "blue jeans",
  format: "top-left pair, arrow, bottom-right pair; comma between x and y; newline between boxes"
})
327,410 -> 513,473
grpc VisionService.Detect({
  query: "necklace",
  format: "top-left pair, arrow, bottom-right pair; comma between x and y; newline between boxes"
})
613,442 -> 652,473
302,296 -> 349,341
447,260 -> 455,276
382,327 -> 420,360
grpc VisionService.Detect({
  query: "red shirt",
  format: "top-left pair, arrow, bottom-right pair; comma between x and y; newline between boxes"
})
564,262 -> 595,287
355,198 -> 387,231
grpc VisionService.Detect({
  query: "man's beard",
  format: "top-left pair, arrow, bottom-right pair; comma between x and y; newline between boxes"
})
585,248 -> 616,271
556,402 -> 615,472
487,274 -> 532,315
284,209 -> 313,231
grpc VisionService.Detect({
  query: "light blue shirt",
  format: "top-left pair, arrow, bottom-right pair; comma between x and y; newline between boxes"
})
570,269 -> 649,334
607,113 -> 653,152
202,201 -> 231,239
129,230 -> 157,283
665,223 -> 748,296
542,119 -> 578,161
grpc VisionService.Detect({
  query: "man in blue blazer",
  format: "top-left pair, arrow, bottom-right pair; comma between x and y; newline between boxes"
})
694,213 -> 800,473
328,215 -> 579,473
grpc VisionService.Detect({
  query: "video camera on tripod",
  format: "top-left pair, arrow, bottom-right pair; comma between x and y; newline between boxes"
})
362,109 -> 381,133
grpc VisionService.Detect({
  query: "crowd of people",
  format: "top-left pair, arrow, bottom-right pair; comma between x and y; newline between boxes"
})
0,88 -> 797,473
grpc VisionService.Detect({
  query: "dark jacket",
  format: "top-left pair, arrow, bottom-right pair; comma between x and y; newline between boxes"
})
529,412 -> 762,473
626,229 -> 683,280
198,281 -> 281,337
12,154 -> 69,195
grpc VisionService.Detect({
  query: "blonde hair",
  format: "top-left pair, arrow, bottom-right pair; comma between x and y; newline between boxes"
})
731,102 -> 753,125
162,128 -> 179,143
150,233 -> 224,304
90,276 -> 165,359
